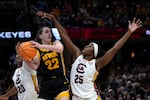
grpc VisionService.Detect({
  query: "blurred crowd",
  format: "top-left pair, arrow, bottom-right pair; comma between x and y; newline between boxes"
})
32,0 -> 150,28
0,0 -> 150,100
1,0 -> 150,30
0,0 -> 150,30
98,63 -> 150,100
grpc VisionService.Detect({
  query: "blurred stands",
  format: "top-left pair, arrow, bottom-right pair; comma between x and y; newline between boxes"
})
0,0 -> 150,99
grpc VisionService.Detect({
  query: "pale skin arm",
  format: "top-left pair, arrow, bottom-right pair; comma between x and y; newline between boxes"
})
16,42 -> 40,70
0,86 -> 17,100
36,11 -> 81,60
96,18 -> 142,72
24,54 -> 40,70
30,40 -> 64,53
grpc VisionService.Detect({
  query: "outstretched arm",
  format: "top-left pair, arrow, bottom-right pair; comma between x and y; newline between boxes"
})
0,86 -> 17,100
30,40 -> 64,53
96,18 -> 142,72
36,11 -> 81,59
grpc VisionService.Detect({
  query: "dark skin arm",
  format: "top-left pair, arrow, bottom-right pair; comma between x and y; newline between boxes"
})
36,11 -> 80,61
36,12 -> 142,73
96,18 -> 142,72
0,44 -> 20,100
0,86 -> 17,100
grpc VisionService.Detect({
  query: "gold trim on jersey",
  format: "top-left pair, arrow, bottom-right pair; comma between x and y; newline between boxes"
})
93,71 -> 99,82
31,74 -> 39,93
37,48 -> 68,82
60,52 -> 67,77
55,90 -> 70,100
37,50 -> 41,60
97,96 -> 102,100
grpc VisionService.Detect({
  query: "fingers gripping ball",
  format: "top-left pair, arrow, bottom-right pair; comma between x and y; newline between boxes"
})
18,41 -> 37,61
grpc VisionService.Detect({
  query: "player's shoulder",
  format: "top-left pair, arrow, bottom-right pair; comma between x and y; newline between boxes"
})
14,67 -> 21,72
12,68 -> 22,80
14,67 -> 22,74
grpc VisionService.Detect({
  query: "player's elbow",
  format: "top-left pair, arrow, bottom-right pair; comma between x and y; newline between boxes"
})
54,40 -> 64,53
57,44 -> 64,53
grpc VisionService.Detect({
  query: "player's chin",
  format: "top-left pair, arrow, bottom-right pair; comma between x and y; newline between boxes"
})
46,39 -> 51,43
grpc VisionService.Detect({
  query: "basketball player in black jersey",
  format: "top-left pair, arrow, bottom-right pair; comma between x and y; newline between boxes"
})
31,25 -> 70,99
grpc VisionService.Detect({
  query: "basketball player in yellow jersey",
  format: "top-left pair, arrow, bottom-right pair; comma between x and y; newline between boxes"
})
38,11 -> 142,100
30,26 -> 70,99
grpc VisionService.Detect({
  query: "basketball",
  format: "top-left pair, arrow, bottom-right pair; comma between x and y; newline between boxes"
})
18,41 -> 37,61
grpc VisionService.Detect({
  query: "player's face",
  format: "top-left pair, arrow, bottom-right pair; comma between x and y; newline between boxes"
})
16,54 -> 23,67
40,27 -> 52,44
82,43 -> 94,58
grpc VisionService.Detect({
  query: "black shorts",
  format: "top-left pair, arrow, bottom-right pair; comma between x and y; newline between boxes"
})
38,79 -> 69,100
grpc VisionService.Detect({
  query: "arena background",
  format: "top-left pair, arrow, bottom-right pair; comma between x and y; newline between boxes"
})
0,0 -> 150,99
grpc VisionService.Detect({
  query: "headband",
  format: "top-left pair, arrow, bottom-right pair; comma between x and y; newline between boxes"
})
90,42 -> 98,58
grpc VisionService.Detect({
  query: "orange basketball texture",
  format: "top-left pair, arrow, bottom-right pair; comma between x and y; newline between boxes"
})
18,41 -> 37,61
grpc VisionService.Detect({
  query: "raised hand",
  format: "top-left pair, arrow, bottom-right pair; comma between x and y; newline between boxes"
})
30,41 -> 41,49
36,11 -> 45,18
36,11 -> 55,20
128,17 -> 142,33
